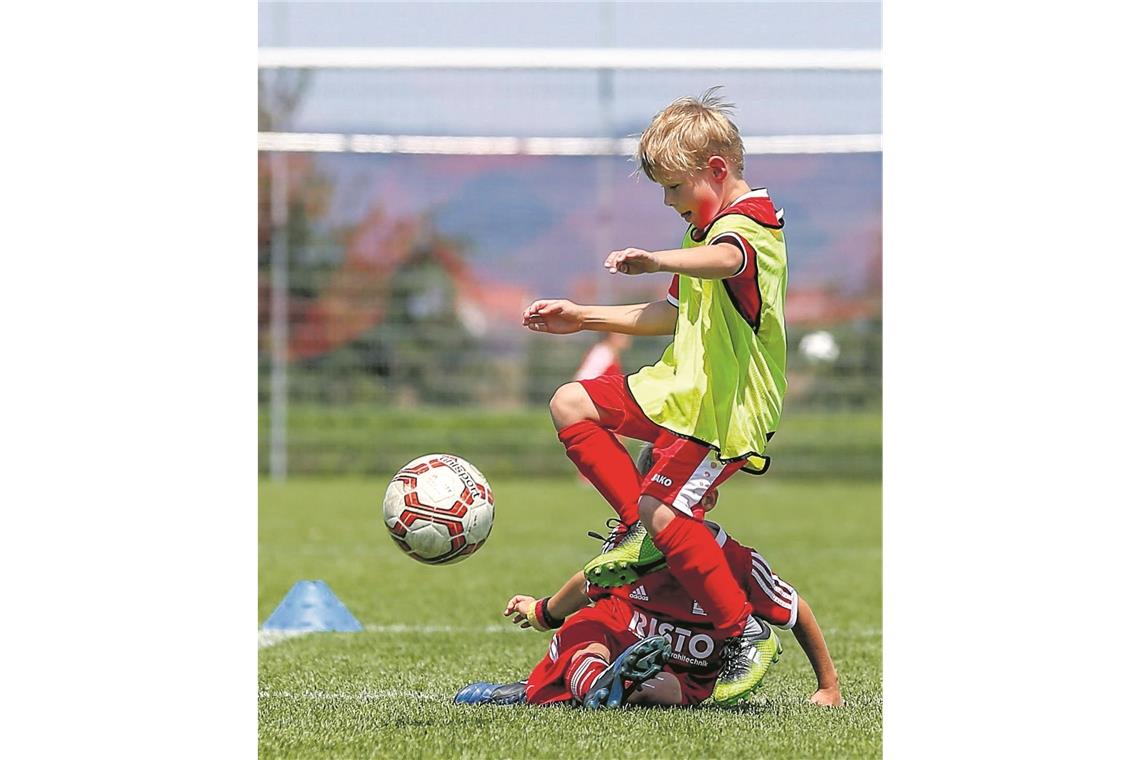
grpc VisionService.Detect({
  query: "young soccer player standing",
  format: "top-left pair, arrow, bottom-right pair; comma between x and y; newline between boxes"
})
522,88 -> 789,702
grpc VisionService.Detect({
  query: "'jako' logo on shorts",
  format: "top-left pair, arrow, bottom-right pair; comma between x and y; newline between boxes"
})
651,473 -> 673,487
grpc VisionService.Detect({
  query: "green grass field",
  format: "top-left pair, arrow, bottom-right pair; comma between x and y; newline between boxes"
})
259,475 -> 882,758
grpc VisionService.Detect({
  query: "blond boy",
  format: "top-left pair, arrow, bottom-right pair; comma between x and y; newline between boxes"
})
522,88 -> 789,702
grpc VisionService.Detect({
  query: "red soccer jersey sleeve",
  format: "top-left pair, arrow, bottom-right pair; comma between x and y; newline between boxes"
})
721,534 -> 799,628
666,274 -> 679,306
587,525 -> 800,629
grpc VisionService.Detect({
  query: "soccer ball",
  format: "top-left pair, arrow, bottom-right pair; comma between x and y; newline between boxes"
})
799,330 -> 840,364
382,454 -> 495,564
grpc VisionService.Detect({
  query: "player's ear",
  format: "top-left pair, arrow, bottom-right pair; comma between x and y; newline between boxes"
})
707,155 -> 729,182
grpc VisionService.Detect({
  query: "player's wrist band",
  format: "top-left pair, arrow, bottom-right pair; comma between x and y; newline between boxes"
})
536,596 -> 564,630
524,602 -> 544,630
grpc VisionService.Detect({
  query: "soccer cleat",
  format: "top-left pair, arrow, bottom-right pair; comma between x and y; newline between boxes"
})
586,517 -> 633,550
712,617 -> 783,706
453,680 -> 528,705
582,522 -> 666,588
582,635 -> 671,709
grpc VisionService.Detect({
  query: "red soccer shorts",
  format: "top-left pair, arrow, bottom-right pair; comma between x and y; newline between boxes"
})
578,374 -> 745,517
525,596 -> 716,707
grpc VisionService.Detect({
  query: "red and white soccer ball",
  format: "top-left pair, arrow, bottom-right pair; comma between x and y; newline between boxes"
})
383,454 -> 495,564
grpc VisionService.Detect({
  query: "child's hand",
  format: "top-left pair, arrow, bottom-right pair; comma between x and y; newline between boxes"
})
605,248 -> 660,275
808,686 -> 844,707
503,594 -> 539,629
522,299 -> 584,334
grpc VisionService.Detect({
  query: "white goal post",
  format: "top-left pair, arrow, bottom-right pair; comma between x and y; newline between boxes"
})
256,132 -> 881,156
258,47 -> 881,71
257,46 -> 882,157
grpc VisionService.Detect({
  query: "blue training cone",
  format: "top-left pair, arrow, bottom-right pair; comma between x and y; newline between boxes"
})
261,580 -> 363,632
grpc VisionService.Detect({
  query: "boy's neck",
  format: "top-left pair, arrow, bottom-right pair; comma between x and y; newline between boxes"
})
719,177 -> 754,212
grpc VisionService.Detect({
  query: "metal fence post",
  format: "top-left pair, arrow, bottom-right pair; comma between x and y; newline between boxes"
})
269,151 -> 289,480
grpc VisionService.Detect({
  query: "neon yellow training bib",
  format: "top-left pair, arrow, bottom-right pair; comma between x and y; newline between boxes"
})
628,189 -> 788,473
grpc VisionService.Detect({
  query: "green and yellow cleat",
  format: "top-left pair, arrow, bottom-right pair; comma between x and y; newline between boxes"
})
712,617 -> 783,706
582,522 -> 667,587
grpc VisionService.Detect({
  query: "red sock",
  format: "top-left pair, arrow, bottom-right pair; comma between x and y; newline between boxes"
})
567,653 -> 609,703
652,516 -> 751,636
558,420 -> 641,525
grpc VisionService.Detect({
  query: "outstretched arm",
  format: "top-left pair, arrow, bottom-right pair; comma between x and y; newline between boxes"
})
522,299 -> 676,337
503,571 -> 591,631
547,571 -> 591,619
605,244 -> 743,280
791,597 -> 843,706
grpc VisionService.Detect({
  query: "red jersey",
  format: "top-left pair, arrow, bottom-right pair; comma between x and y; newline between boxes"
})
573,342 -> 623,381
585,521 -> 798,678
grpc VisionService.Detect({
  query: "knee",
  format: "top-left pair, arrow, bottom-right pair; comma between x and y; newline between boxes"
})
637,499 -> 657,525
549,382 -> 590,429
638,496 -> 674,536
569,643 -> 611,668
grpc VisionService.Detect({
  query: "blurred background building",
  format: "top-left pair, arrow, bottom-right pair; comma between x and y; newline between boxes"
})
258,1 -> 881,481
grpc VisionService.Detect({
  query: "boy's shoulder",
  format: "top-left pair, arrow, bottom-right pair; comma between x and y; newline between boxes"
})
714,188 -> 783,231
692,189 -> 783,243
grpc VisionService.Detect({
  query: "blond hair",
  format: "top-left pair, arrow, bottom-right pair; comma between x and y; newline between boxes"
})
636,87 -> 745,182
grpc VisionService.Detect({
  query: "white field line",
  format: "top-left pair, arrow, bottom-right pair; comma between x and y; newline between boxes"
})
364,623 -> 527,634
259,688 -> 447,701
258,688 -> 883,706
258,623 -> 526,648
259,624 -> 880,648
258,630 -> 310,648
